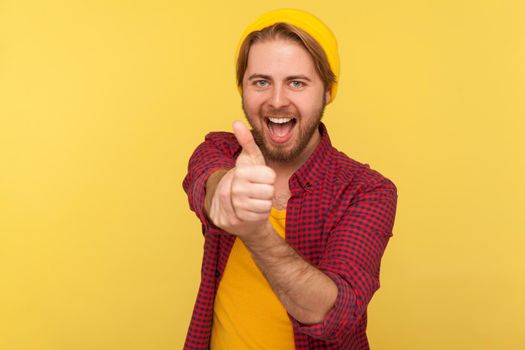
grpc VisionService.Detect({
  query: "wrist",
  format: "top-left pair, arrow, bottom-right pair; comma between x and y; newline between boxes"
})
240,220 -> 274,249
204,168 -> 232,218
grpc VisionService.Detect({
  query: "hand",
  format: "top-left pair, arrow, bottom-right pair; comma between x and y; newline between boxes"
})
208,121 -> 276,238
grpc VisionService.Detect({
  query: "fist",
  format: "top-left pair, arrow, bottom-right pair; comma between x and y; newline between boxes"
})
208,121 -> 276,237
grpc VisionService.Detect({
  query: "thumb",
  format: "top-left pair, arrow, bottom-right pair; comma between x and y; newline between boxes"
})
232,120 -> 265,165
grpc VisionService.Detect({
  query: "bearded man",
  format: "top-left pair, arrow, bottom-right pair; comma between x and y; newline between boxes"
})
182,9 -> 398,350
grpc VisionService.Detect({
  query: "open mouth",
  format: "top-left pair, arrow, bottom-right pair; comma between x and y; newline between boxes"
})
265,117 -> 297,144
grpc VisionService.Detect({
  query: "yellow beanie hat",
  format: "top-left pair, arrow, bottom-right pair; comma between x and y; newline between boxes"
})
235,8 -> 340,103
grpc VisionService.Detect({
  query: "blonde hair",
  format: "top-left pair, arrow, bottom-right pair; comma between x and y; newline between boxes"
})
236,22 -> 336,94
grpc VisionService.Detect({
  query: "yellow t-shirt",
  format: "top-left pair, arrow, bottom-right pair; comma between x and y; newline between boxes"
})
210,208 -> 295,349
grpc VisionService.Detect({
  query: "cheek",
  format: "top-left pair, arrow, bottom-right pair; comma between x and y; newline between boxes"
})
293,95 -> 319,116
244,93 -> 264,114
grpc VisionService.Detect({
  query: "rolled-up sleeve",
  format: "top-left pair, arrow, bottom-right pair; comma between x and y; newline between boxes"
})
182,132 -> 238,235
291,178 -> 398,341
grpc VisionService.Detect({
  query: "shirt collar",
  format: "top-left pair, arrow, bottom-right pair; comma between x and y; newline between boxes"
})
289,122 -> 333,195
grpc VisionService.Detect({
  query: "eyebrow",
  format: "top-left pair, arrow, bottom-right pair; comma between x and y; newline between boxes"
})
248,73 -> 312,82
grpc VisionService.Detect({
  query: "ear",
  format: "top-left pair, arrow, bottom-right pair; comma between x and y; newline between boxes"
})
325,90 -> 331,104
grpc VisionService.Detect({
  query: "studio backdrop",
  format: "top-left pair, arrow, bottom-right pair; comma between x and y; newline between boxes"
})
1,1 -> 524,349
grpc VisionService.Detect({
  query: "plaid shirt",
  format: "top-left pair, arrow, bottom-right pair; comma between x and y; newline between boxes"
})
182,123 -> 398,349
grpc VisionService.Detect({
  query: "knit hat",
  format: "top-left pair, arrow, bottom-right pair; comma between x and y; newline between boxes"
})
235,8 -> 340,103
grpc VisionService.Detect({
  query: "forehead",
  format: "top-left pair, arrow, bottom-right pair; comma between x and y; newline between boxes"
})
245,39 -> 318,78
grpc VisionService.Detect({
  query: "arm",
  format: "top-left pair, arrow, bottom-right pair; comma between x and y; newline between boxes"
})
203,168 -> 230,221
201,155 -> 337,324
205,171 -> 397,333
191,122 -> 397,340
241,221 -> 338,324
291,178 -> 398,340
182,132 -> 237,234
199,123 -> 336,324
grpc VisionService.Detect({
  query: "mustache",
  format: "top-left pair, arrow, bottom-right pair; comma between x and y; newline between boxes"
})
262,107 -> 295,118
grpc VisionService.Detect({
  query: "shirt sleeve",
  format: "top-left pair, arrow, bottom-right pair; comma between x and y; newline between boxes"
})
291,176 -> 398,341
182,132 -> 238,235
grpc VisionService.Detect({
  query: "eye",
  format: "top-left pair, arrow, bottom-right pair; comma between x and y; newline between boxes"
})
290,80 -> 304,88
255,80 -> 269,87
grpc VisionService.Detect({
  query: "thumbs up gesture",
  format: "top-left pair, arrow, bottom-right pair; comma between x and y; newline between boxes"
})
207,121 -> 276,238
233,120 -> 267,167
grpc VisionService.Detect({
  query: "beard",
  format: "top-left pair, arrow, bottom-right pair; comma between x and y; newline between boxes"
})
242,96 -> 326,163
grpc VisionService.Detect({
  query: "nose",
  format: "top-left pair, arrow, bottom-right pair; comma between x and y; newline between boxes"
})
268,83 -> 290,109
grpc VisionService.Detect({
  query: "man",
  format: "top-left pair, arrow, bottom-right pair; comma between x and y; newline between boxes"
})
182,9 -> 397,350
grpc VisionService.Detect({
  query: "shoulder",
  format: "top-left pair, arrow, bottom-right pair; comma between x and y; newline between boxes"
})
328,146 -> 397,196
204,131 -> 236,143
197,131 -> 241,157
204,131 -> 238,147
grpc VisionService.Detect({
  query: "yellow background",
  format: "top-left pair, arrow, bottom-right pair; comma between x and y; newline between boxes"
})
1,0 -> 524,349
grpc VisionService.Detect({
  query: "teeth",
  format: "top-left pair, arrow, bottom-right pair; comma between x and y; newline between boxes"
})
268,117 -> 292,124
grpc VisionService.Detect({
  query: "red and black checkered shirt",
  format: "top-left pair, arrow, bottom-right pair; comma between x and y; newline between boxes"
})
182,123 -> 398,349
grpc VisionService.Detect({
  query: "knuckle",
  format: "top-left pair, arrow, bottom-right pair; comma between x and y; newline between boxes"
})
237,210 -> 249,221
230,184 -> 241,196
231,196 -> 241,209
258,185 -> 273,200
218,187 -> 230,200
235,166 -> 248,178
232,183 -> 248,198
268,185 -> 275,198
262,166 -> 276,181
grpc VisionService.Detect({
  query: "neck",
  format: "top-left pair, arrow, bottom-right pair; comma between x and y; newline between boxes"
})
267,128 -> 322,210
